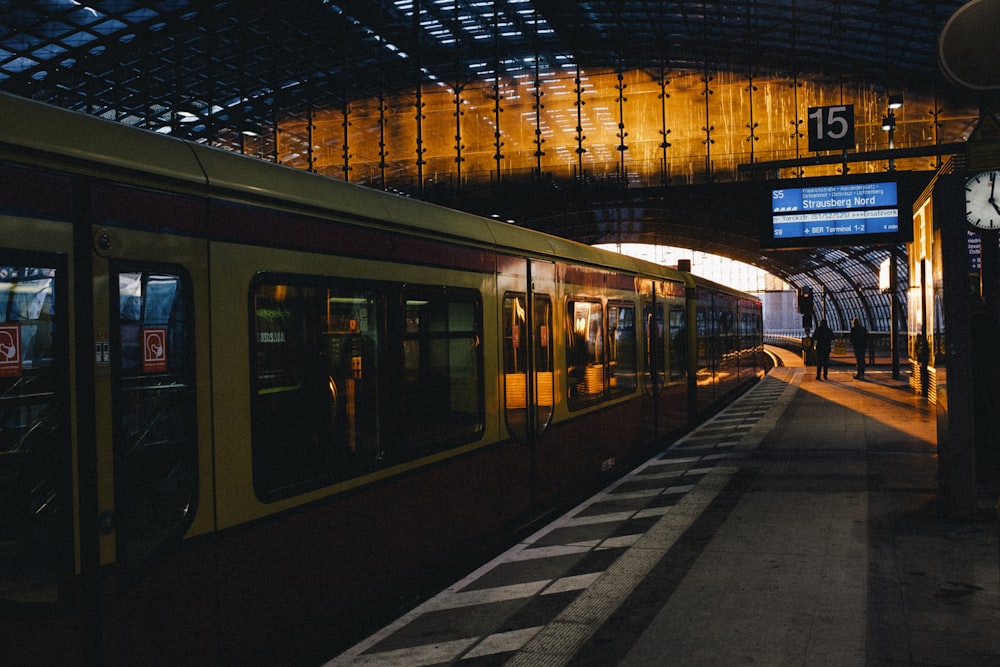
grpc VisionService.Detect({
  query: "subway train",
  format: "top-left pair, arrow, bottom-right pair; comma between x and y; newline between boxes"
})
0,93 -> 767,665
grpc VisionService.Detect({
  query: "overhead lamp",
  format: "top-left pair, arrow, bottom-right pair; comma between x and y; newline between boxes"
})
887,94 -> 904,109
881,115 -> 895,131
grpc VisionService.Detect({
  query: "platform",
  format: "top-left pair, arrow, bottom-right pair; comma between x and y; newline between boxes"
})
325,349 -> 1000,666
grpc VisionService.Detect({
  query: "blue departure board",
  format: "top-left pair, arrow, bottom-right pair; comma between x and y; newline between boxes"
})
771,181 -> 898,239
761,174 -> 912,248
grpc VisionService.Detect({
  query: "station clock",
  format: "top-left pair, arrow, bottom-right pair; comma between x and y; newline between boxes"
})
965,170 -> 1000,230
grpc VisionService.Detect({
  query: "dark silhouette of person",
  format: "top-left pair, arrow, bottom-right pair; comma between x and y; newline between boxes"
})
915,332 -> 930,396
813,318 -> 834,380
849,317 -> 868,379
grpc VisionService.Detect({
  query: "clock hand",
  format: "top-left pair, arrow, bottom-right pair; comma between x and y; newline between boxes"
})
991,177 -> 1000,215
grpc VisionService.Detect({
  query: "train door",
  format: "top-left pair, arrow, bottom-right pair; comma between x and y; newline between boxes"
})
107,264 -> 197,574
642,288 -> 665,439
0,167 -> 89,666
0,255 -> 73,606
500,259 -> 555,501
89,221 -> 214,662
694,288 -> 717,413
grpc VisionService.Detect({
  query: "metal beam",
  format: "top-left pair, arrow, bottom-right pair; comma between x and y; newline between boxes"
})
738,142 -> 968,175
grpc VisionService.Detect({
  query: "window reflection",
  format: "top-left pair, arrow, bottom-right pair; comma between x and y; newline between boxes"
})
113,269 -> 197,575
251,277 -> 484,501
502,293 -> 553,439
0,264 -> 70,604
608,303 -> 636,397
252,281 -> 382,499
567,300 -> 603,409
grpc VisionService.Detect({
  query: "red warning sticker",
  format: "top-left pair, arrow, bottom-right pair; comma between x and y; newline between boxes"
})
0,324 -> 21,378
142,327 -> 168,373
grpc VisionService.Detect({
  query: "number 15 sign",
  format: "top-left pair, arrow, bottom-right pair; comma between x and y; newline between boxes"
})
807,105 -> 855,153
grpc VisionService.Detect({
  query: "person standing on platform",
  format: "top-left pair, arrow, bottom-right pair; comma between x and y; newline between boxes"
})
849,317 -> 868,379
813,318 -> 834,380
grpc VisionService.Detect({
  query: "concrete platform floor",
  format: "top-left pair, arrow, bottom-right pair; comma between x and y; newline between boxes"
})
327,354 -> 1000,666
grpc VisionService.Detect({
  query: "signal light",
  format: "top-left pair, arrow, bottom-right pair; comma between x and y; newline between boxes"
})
798,287 -> 813,313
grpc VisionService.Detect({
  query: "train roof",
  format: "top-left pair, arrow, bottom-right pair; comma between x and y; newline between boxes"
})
0,92 -> 754,302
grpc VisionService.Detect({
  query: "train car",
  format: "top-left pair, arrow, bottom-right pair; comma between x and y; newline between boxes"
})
0,93 -> 766,665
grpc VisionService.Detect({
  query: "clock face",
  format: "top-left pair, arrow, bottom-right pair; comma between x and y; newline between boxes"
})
965,170 -> 1000,230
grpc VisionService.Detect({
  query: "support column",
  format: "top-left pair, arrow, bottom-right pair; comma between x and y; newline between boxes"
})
936,173 -> 977,518
890,246 -> 900,379
452,0 -> 464,190
656,67 -> 671,186
340,102 -> 351,180
413,0 -> 425,195
574,65 -> 587,181
745,71 -> 759,165
701,65 -> 714,182
615,68 -> 628,186
491,1 -> 504,185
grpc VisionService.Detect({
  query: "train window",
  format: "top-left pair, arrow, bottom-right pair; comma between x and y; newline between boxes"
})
696,302 -> 712,378
717,301 -> 737,372
503,294 -> 528,421
567,300 -> 604,410
533,295 -> 554,426
112,268 -> 197,576
608,303 -> 636,397
251,280 -> 382,500
669,306 -> 687,379
0,262 -> 71,604
401,286 -> 484,455
502,293 -> 553,439
643,303 -> 665,392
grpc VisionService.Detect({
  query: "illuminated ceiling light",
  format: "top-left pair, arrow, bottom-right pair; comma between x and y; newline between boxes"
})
69,0 -> 99,17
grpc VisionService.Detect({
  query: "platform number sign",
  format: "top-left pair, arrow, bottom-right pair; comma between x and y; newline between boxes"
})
807,105 -> 855,152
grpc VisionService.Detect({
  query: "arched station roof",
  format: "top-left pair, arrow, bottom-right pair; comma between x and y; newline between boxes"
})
0,1 -> 981,330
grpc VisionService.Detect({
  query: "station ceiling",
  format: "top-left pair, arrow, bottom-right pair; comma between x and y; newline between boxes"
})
0,1 -> 980,330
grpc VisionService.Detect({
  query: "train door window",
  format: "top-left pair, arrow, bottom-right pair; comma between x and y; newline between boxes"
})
718,299 -> 736,362
608,302 -> 636,397
251,278 -> 381,501
532,295 -> 554,424
695,301 -> 711,376
112,267 -> 197,575
401,286 -> 484,455
736,306 -> 749,376
503,293 -> 528,435
643,303 -> 665,390
668,306 -> 687,379
567,300 -> 604,410
502,293 -> 553,437
0,261 -> 70,604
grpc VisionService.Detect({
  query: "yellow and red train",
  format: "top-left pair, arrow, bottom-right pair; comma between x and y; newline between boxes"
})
0,93 -> 766,665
